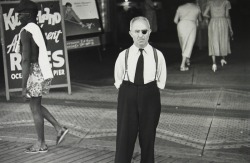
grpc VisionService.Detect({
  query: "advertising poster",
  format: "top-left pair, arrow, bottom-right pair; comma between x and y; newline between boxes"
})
0,0 -> 71,100
62,0 -> 102,37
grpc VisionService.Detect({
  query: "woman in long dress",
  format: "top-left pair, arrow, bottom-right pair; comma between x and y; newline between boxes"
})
203,0 -> 233,72
174,0 -> 202,71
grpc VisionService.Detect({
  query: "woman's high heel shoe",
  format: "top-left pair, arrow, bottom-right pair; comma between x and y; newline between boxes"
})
221,59 -> 227,66
212,64 -> 217,72
180,66 -> 189,71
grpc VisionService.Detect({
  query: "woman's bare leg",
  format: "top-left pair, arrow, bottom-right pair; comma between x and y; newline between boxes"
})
212,56 -> 216,64
29,97 -> 45,148
41,104 -> 62,132
181,56 -> 186,68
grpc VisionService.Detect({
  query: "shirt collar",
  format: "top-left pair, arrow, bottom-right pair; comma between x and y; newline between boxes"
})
130,44 -> 152,55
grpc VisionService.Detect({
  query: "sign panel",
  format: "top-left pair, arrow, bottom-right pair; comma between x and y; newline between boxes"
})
0,0 -> 71,100
66,36 -> 101,50
62,0 -> 102,37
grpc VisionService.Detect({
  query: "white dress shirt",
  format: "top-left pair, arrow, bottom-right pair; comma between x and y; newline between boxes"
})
114,44 -> 167,89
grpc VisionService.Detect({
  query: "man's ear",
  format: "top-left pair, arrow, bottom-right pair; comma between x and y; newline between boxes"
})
129,31 -> 132,37
148,29 -> 152,35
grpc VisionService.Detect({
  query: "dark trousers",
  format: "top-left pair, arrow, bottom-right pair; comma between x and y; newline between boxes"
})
115,81 -> 161,163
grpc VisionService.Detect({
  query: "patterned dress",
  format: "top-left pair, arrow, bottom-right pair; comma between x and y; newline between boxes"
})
26,63 -> 52,97
205,0 -> 231,56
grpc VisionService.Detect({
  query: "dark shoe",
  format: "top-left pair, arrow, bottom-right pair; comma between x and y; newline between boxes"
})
56,127 -> 68,145
25,146 -> 40,154
39,145 -> 48,153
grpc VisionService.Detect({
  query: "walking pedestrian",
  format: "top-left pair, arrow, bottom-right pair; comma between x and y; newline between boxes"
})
15,0 -> 68,153
143,0 -> 158,33
114,16 -> 167,163
174,0 -> 202,71
203,0 -> 233,72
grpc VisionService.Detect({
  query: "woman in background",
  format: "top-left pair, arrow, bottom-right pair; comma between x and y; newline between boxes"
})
203,0 -> 233,72
144,0 -> 158,33
174,0 -> 202,71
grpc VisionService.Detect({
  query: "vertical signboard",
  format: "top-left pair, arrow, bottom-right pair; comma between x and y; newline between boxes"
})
0,0 -> 71,100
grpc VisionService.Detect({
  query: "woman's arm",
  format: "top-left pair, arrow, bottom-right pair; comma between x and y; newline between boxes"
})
203,2 -> 210,18
174,8 -> 179,24
20,30 -> 31,95
226,15 -> 233,37
203,3 -> 210,24
225,2 -> 233,37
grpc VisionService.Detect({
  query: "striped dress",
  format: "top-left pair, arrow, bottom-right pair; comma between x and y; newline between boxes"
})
206,0 -> 231,56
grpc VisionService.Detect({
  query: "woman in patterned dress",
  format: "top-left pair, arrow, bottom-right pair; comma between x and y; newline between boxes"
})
203,0 -> 233,72
16,0 -> 68,153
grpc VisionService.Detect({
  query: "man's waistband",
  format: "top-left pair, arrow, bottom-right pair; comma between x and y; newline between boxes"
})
122,80 -> 157,88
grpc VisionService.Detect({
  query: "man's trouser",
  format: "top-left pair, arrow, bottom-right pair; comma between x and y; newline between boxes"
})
115,81 -> 161,163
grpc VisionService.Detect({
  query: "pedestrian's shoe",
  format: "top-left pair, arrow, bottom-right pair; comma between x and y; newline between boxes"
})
56,127 -> 69,145
221,59 -> 227,66
25,145 -> 40,154
212,64 -> 217,72
180,66 -> 189,71
39,145 -> 48,153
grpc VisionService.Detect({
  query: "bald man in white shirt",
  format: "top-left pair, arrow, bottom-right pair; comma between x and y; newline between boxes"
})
114,16 -> 167,163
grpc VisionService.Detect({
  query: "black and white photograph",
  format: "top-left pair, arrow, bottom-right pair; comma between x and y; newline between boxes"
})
0,0 -> 249,162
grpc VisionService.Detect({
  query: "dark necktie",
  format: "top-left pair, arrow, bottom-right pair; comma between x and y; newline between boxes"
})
134,49 -> 144,85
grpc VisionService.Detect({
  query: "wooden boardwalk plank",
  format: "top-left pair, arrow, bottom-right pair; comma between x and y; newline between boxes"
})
0,141 -> 23,154
157,157 -> 178,163
0,143 -> 30,162
0,141 -> 16,148
4,146 -> 62,163
87,151 -> 114,163
38,148 -> 90,163
25,148 -> 79,163
0,143 -> 25,156
72,150 -> 108,163
95,154 -> 115,163
64,149 -> 100,163
63,149 -> 100,163
171,158 -> 190,163
84,151 -> 113,163
43,148 -> 89,163
20,146 -> 71,163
